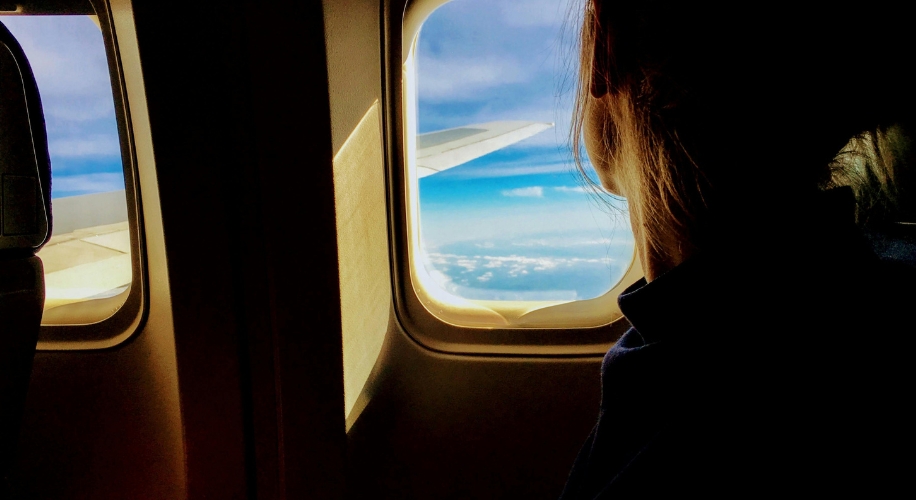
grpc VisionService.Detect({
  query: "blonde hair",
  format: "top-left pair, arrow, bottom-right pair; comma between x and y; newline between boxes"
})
572,1 -> 708,266
829,125 -> 916,227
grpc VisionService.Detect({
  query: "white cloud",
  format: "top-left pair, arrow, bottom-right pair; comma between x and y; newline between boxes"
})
2,17 -> 112,96
427,252 -> 616,272
554,185 -> 589,194
501,186 -> 544,197
578,238 -> 614,246
507,263 -> 528,277
43,97 -> 116,123
499,0 -> 574,27
428,253 -> 455,265
420,247 -> 628,301
517,238 -> 610,248
517,239 -> 550,247
455,258 -> 477,272
418,55 -> 529,102
478,254 -> 614,272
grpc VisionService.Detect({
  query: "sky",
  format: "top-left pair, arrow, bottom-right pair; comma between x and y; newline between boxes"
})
0,15 -> 125,199
416,0 -> 634,301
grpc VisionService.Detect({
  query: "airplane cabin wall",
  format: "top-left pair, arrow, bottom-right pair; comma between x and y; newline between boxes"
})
323,0 -> 393,423
14,0 -> 187,497
331,0 -> 607,498
17,0 -> 347,498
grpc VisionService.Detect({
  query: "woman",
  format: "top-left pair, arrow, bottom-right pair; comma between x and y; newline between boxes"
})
560,1 -> 916,497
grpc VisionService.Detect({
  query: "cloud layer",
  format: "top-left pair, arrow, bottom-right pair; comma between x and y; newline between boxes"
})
420,232 -> 634,301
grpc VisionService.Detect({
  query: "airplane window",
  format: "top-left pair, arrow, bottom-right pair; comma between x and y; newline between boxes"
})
409,0 -> 634,313
1,15 -> 133,324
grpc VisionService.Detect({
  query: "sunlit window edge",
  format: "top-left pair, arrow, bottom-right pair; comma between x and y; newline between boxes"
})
41,285 -> 131,325
402,28 -> 641,330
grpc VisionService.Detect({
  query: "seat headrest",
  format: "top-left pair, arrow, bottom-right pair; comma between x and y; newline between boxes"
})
0,20 -> 52,256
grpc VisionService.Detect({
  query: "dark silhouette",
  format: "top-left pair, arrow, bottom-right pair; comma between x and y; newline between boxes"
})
561,1 -> 916,497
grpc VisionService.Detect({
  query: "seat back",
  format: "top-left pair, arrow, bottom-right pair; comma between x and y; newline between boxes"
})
0,20 -> 52,498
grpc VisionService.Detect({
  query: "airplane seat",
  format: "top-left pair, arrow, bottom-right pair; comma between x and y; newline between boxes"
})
0,20 -> 52,500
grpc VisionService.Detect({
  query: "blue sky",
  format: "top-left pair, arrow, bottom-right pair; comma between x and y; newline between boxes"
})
416,0 -> 634,301
0,15 -> 124,199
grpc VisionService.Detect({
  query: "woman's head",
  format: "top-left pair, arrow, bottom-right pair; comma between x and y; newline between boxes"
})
573,0 -> 914,276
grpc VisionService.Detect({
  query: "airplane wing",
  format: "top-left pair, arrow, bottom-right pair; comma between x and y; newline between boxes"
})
416,120 -> 553,178
37,191 -> 131,313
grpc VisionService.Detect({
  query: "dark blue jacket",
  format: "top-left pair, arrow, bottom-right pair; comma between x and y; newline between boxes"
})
560,194 -> 915,498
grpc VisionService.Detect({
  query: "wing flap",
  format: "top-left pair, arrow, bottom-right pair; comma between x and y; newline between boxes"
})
416,120 -> 553,177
